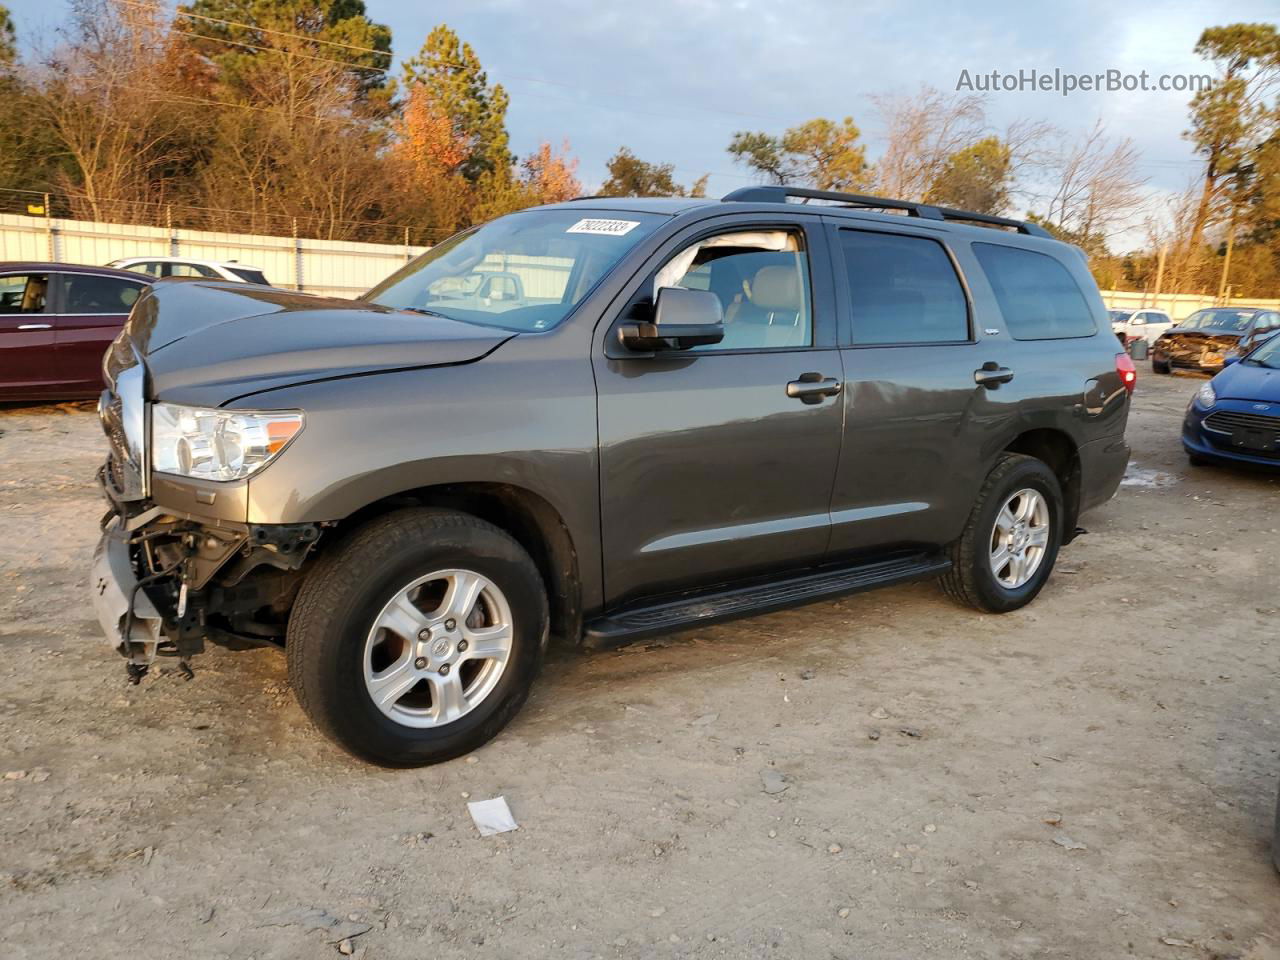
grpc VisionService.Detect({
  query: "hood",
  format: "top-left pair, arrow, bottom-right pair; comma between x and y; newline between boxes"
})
1158,329 -> 1243,351
1213,360 -> 1280,403
125,280 -> 515,405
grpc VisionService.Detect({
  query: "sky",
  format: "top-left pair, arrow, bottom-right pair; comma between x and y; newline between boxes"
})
4,0 -> 1276,248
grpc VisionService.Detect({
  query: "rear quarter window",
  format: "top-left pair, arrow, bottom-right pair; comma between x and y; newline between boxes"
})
973,243 -> 1096,340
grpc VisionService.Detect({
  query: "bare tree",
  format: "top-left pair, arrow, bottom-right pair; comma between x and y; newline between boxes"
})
869,86 -> 986,200
1039,121 -> 1149,252
33,0 -> 197,222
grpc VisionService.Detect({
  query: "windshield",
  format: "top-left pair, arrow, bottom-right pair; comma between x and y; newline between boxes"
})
365,209 -> 667,332
1108,310 -> 1132,323
1245,333 -> 1280,369
1179,308 -> 1257,333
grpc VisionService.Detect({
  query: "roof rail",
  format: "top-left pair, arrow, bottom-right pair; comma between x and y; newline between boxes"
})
721,185 -> 1051,238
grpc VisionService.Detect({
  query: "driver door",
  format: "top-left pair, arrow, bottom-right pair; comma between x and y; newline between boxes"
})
593,216 -> 844,607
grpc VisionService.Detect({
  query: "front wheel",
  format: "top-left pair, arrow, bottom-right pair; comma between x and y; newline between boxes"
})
287,508 -> 547,767
940,453 -> 1063,613
1152,358 -> 1171,374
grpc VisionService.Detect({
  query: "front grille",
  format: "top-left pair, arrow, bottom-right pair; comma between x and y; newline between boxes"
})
1204,410 -> 1280,436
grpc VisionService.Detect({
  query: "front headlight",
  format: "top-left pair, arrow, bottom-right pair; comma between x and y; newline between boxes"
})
1195,382 -> 1216,409
151,404 -> 304,481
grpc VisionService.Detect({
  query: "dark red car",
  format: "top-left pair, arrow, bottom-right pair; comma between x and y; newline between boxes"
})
0,262 -> 152,401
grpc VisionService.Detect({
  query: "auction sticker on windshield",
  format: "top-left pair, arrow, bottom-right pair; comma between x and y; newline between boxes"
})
566,218 -> 641,236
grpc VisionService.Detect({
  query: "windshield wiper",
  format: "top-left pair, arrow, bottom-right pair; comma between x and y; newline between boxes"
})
399,306 -> 451,319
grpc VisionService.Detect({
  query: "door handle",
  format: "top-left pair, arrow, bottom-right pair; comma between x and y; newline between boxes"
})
974,362 -> 1014,389
786,373 -> 842,404
17,323 -> 51,330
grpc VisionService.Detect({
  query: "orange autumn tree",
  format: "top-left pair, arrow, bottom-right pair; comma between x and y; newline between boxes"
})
392,82 -> 474,238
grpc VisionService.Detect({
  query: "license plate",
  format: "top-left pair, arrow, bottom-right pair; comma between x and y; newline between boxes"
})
1232,429 -> 1275,452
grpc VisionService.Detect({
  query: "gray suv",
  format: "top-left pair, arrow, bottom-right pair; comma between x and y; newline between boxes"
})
92,187 -> 1132,766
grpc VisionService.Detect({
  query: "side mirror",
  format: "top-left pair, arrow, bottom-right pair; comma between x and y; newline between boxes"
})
618,287 -> 724,352
1131,317 -> 1146,325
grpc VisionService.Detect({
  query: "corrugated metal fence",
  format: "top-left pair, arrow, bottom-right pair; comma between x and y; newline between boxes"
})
0,212 -> 428,298
1098,290 -> 1280,322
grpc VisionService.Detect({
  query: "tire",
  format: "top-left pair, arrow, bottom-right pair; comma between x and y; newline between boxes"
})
940,453 -> 1064,614
1187,452 -> 1210,467
287,508 -> 547,767
1152,358 -> 1171,374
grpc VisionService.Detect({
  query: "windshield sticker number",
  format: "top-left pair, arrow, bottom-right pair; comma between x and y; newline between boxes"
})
567,218 -> 641,236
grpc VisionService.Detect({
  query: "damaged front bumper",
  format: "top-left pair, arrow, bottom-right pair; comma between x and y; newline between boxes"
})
91,473 -> 324,680
91,515 -> 165,667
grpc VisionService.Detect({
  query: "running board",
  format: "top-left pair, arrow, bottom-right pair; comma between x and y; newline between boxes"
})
584,552 -> 951,648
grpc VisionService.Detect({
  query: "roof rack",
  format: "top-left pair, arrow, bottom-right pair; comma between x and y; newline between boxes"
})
720,186 -> 1051,238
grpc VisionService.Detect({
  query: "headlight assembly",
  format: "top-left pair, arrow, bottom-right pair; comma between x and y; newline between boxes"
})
151,404 -> 303,481
1194,381 -> 1216,409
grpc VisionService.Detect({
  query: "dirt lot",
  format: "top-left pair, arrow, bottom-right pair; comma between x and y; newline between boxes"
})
1,365 -> 1277,960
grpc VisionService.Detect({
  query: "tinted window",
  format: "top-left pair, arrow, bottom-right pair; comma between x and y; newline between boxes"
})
657,229 -> 811,351
973,243 -> 1096,340
228,267 -> 269,284
125,262 -> 164,277
60,274 -> 145,314
0,274 -> 48,314
839,230 -> 968,344
168,263 -> 219,278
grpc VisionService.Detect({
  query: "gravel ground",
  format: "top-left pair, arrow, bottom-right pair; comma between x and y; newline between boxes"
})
1,365 -> 1277,960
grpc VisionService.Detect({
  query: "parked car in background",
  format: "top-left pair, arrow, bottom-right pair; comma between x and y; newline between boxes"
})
0,262 -> 151,401
91,186 -> 1132,766
1182,330 -> 1280,468
1152,307 -> 1280,374
1109,308 -> 1173,346
107,256 -> 269,285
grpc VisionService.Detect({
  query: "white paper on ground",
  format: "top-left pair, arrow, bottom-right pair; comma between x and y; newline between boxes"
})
468,796 -> 519,836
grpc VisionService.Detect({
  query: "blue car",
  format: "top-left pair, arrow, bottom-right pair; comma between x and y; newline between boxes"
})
1183,332 -> 1280,468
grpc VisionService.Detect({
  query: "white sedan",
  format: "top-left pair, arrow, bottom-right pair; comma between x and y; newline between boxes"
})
107,257 -> 269,285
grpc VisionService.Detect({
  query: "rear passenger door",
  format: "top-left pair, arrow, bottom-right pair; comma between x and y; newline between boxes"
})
52,273 -> 148,394
825,222 -> 1013,556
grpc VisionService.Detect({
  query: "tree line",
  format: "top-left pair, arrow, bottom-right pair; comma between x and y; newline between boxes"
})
0,2 -> 1275,296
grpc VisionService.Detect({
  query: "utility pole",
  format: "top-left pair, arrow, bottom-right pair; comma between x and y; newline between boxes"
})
1151,245 -> 1167,311
1217,204 -> 1236,304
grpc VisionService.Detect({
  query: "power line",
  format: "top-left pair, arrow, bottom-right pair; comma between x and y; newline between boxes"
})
0,185 -> 454,240
120,0 -> 392,60
168,26 -> 388,74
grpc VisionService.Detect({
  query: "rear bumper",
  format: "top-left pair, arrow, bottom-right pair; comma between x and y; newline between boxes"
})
1078,435 -> 1130,513
91,517 -> 164,665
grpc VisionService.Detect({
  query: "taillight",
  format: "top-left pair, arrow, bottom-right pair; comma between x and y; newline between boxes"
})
1116,352 -> 1136,394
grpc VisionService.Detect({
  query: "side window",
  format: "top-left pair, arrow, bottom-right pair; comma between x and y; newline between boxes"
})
654,228 -> 812,351
128,262 -> 163,278
0,274 -> 49,314
168,263 -> 219,278
838,230 -> 969,345
60,275 -> 145,314
972,243 -> 1097,340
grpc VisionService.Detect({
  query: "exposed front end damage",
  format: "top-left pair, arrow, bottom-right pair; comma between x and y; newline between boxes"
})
92,501 -> 323,681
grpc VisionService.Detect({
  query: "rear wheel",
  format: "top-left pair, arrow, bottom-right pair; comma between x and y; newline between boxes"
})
287,508 -> 547,767
940,453 -> 1063,613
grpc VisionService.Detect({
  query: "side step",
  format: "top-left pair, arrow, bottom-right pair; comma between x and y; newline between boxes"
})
584,552 -> 950,648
